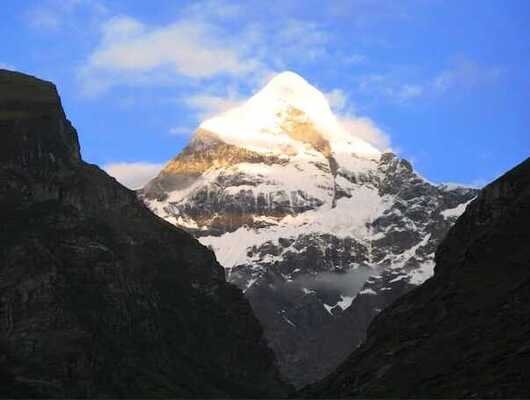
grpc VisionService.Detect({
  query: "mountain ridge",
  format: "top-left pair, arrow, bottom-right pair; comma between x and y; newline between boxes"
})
304,156 -> 530,398
0,69 -> 290,398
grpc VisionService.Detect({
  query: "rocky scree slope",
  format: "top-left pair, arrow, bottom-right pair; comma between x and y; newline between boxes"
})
142,71 -> 477,387
304,157 -> 530,398
0,69 -> 290,398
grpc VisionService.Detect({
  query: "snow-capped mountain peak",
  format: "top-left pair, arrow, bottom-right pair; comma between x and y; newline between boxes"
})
253,70 -> 325,106
200,70 -> 381,157
141,71 -> 478,387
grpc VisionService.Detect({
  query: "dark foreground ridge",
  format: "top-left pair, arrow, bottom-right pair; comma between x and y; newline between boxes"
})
0,69 -> 290,398
304,157 -> 530,398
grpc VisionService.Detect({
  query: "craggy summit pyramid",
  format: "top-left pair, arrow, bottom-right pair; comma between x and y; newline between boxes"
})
142,71 -> 478,386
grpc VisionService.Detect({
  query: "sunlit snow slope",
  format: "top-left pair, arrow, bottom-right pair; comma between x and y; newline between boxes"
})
141,71 -> 477,387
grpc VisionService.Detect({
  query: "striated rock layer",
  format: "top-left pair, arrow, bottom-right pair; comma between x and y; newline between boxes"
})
305,157 -> 530,398
142,71 -> 478,386
0,70 -> 290,398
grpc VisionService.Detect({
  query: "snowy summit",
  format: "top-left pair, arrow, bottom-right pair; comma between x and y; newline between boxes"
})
142,70 -> 478,387
200,71 -> 381,157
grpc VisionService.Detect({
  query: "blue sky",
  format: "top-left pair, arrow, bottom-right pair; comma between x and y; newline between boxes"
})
2,0 -> 529,188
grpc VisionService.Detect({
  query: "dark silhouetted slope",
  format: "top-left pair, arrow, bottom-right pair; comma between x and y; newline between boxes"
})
0,70 -> 290,398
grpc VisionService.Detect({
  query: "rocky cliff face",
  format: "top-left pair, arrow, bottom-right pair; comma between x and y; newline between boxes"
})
305,157 -> 530,398
142,71 -> 477,386
0,70 -> 289,398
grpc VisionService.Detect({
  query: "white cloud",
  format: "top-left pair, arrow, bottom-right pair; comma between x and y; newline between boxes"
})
324,87 -> 391,151
355,59 -> 501,104
399,84 -> 424,100
78,2 -> 332,95
178,80 -> 249,121
100,15 -> 145,43
433,60 -> 502,93
89,19 -> 257,77
27,7 -> 61,30
103,162 -> 164,189
75,1 -> 391,153
181,0 -> 243,20
276,19 -> 329,61
440,180 -> 486,189
344,53 -> 367,64
325,89 -> 347,112
79,15 -> 262,95
184,94 -> 244,120
327,0 -> 410,25
339,115 -> 391,151
357,73 -> 424,103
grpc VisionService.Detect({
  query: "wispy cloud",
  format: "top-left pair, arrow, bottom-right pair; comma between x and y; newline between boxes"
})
26,0 -> 108,32
327,0 -> 412,24
433,60 -> 502,93
78,0 -> 333,96
440,179 -> 487,189
339,115 -> 392,151
344,53 -> 368,65
184,94 -> 244,120
78,15 -> 260,95
91,19 -> 257,77
27,7 -> 61,30
355,58 -> 502,104
276,19 -> 329,61
325,89 -> 348,112
103,162 -> 163,189
73,0 -> 481,156
357,73 -> 425,103
325,88 -> 391,151
180,0 -> 244,20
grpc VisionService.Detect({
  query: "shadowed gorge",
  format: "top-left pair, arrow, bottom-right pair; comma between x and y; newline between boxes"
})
0,70 -> 290,398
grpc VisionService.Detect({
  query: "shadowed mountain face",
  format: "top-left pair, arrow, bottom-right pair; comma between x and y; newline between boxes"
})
0,70 -> 290,398
304,157 -> 530,398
